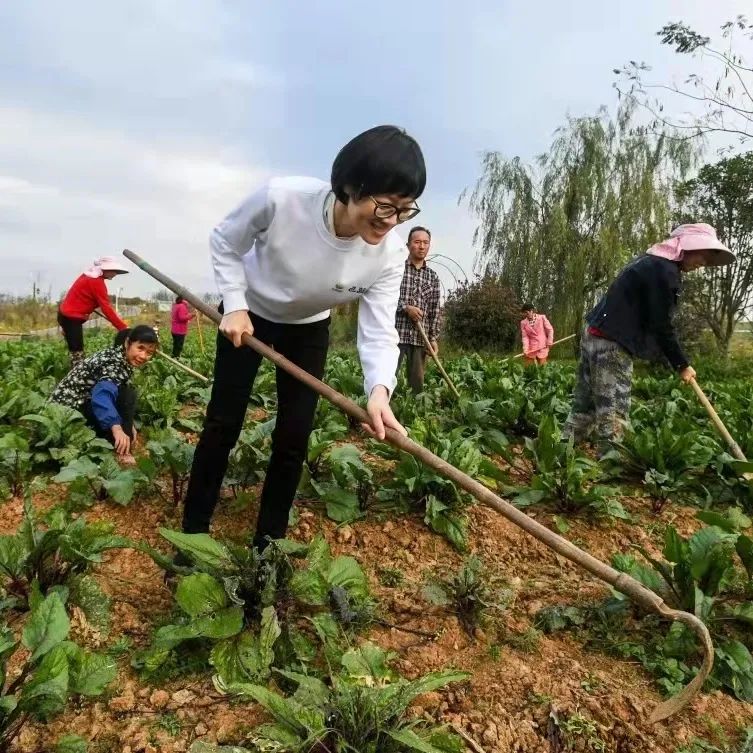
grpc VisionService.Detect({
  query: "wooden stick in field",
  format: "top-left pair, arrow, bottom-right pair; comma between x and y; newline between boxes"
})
504,332 -> 577,362
414,319 -> 461,399
689,377 -> 753,480
92,309 -> 210,383
154,349 -> 210,383
196,311 -> 206,355
122,247 -> 713,724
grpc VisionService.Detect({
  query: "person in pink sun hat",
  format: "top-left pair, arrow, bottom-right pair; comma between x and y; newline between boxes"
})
563,223 -> 735,453
58,256 -> 130,367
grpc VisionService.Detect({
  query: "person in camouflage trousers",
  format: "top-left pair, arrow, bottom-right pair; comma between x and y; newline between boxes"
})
563,223 -> 735,453
563,330 -> 633,448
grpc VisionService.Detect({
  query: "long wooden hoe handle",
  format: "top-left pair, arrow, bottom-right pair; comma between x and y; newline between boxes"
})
122,248 -> 712,723
689,377 -> 746,461
414,319 -> 461,399
195,311 -> 206,356
688,377 -> 753,482
506,332 -> 577,362
154,348 -> 210,384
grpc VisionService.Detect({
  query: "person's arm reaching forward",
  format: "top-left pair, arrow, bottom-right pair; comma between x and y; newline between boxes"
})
210,183 -> 274,346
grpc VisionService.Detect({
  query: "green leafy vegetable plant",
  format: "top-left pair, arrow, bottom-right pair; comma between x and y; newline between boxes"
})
422,555 -> 508,635
0,498 -> 129,629
146,430 -> 196,505
0,592 -> 116,750
217,641 -> 468,753
512,415 -> 626,519
137,532 -> 374,683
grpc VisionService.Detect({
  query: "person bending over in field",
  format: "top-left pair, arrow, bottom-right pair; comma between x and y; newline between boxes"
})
50,325 -> 158,464
520,303 -> 554,366
181,124 -> 425,555
563,223 -> 735,454
58,256 -> 130,367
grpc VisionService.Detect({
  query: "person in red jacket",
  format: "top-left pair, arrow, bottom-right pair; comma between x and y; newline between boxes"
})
58,256 -> 129,366
170,296 -> 195,357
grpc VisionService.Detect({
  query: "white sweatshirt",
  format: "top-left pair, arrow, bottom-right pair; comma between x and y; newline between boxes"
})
210,176 -> 405,395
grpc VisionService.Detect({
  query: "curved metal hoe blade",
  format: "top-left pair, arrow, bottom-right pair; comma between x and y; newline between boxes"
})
648,606 -> 714,723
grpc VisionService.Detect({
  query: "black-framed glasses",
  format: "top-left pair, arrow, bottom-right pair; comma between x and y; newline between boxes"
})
370,196 -> 421,223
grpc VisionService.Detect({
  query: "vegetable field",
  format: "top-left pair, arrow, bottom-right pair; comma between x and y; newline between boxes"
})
1,330 -> 753,753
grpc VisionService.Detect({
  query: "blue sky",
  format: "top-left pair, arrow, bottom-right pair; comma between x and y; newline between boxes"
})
0,0 -> 749,299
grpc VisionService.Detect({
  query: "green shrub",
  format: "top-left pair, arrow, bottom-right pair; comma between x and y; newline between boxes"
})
442,275 -> 520,352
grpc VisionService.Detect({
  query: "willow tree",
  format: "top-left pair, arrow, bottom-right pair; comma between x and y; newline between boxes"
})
463,104 -> 696,337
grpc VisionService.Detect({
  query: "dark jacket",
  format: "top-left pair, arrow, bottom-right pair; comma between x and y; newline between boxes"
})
586,255 -> 689,370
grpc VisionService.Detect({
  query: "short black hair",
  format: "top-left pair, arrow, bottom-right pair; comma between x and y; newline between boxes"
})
331,125 -> 426,204
114,325 -> 158,347
521,303 -> 535,313
175,295 -> 184,303
408,226 -> 431,242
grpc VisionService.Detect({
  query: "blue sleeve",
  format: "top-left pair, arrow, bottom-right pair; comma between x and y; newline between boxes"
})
91,380 -> 122,430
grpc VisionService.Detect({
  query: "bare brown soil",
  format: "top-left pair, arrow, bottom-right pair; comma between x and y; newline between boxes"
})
2,463 -> 750,752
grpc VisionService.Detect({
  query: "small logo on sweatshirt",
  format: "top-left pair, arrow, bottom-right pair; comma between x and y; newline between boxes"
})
332,282 -> 368,294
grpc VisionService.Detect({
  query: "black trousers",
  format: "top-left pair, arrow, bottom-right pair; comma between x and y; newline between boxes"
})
171,333 -> 186,358
57,310 -> 85,353
182,310 -> 330,548
83,384 -> 137,441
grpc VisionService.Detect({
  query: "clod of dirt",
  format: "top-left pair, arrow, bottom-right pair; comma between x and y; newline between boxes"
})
150,688 -> 170,709
109,685 -> 137,712
171,689 -> 197,707
336,524 -> 353,543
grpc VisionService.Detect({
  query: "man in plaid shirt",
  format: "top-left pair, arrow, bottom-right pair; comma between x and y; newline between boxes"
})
395,226 -> 441,393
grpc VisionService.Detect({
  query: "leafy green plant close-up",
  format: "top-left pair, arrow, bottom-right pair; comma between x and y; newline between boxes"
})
0,497 -> 130,630
217,641 -> 469,753
145,429 -> 196,505
422,555 -> 509,635
606,407 -> 718,508
309,443 -> 375,524
0,591 -> 116,751
136,532 -> 374,682
511,415 -> 627,519
375,419 -> 487,551
52,454 -> 155,508
537,512 -> 753,703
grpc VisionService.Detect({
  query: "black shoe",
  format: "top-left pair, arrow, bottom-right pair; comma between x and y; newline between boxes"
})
252,535 -> 270,554
163,550 -> 192,587
173,550 -> 192,568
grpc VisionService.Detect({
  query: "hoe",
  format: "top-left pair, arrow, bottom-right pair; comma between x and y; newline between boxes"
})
123,248 -> 713,724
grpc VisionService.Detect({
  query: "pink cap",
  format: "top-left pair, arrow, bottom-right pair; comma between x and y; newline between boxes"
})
647,223 -> 735,266
83,256 -> 130,278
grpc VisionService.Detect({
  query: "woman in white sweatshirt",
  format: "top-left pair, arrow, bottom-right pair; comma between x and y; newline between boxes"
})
182,125 -> 426,552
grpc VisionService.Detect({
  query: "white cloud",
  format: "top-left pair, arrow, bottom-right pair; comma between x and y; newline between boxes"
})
2,0 -> 751,303
418,197 -> 478,299
0,105 -> 271,297
0,103 -> 477,303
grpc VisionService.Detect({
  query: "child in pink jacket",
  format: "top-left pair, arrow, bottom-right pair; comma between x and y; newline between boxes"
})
520,304 -> 554,365
170,296 -> 194,357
